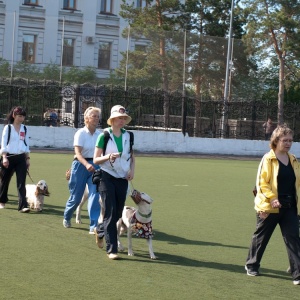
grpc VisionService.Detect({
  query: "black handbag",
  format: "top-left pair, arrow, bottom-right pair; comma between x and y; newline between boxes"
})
92,169 -> 102,184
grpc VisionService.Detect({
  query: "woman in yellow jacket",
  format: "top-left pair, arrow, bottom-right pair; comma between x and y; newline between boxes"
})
245,125 -> 300,285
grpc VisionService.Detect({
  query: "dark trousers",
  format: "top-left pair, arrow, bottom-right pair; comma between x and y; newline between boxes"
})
96,171 -> 128,254
246,207 -> 300,280
0,153 -> 28,211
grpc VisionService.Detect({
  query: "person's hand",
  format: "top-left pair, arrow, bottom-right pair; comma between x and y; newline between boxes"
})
86,163 -> 95,173
271,199 -> 281,208
126,170 -> 134,181
2,157 -> 9,168
109,152 -> 120,163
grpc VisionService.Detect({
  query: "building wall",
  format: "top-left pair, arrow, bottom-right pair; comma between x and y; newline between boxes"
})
0,0 -> 131,78
1,124 -> 299,158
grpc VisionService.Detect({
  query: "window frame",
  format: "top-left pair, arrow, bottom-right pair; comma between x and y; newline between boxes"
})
136,0 -> 147,8
100,0 -> 113,14
24,0 -> 39,6
98,42 -> 111,70
62,38 -> 75,67
22,34 -> 36,63
63,0 -> 77,10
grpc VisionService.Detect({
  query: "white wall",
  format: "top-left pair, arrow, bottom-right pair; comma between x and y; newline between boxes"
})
1,125 -> 299,158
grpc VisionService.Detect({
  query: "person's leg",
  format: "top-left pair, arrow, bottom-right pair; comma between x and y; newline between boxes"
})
63,161 -> 88,224
86,174 -> 101,232
14,155 -> 28,211
246,213 -> 278,272
114,178 -> 128,220
0,162 -> 14,205
279,208 -> 300,281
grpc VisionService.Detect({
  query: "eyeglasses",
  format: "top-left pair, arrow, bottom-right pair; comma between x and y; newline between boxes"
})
89,114 -> 100,119
112,107 -> 128,114
279,139 -> 293,144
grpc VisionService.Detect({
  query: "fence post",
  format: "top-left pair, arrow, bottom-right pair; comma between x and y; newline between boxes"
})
74,84 -> 80,128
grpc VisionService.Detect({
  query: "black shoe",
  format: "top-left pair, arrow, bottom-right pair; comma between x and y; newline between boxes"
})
245,265 -> 259,276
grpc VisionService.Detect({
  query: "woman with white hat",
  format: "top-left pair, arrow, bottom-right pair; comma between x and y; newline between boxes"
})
93,105 -> 135,260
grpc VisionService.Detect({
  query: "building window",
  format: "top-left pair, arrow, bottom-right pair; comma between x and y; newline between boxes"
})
62,38 -> 74,66
98,42 -> 111,69
100,0 -> 113,14
63,0 -> 76,10
135,44 -> 147,52
22,35 -> 35,63
136,0 -> 147,8
24,0 -> 38,5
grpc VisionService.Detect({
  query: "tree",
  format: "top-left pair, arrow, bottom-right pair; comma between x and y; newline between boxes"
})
241,0 -> 300,124
0,58 -> 10,78
119,0 -> 184,127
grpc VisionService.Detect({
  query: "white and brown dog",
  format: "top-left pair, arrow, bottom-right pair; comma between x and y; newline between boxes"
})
26,180 -> 50,211
117,190 -> 156,259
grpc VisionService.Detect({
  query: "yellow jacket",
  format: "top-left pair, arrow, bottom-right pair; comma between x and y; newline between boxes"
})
254,149 -> 300,213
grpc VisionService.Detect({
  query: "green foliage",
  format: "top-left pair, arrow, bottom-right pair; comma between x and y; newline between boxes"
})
43,61 -> 62,81
13,60 -> 41,79
63,66 -> 98,84
0,58 -> 10,77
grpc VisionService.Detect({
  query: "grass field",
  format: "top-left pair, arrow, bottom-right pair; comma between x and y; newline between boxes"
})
1,152 -> 300,299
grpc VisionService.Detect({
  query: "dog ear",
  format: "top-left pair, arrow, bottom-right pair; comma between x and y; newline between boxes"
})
45,187 -> 50,196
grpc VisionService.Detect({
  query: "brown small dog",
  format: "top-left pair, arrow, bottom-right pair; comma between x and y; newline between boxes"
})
26,180 -> 50,211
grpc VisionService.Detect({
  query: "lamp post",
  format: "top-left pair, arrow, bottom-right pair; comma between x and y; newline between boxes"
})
220,0 -> 234,138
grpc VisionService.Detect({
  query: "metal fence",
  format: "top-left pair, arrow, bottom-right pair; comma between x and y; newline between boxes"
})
0,78 -> 299,141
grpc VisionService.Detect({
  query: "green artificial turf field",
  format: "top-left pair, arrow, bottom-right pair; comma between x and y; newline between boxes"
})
0,153 -> 299,299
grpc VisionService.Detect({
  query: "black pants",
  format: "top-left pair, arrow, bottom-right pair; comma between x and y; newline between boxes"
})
246,207 -> 300,280
96,171 -> 128,254
0,153 -> 28,211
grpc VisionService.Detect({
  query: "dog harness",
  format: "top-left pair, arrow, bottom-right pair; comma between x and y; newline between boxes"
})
130,212 -> 153,239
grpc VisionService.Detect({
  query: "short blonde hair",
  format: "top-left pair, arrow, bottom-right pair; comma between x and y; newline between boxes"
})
269,125 -> 293,150
84,107 -> 101,125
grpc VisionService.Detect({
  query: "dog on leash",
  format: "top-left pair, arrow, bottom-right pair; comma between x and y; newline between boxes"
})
117,190 -> 156,259
26,180 -> 50,211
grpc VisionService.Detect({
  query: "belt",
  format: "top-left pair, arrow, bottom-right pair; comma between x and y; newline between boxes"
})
74,157 -> 93,161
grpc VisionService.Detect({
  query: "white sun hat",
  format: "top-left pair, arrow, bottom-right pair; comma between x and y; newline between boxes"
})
107,105 -> 132,125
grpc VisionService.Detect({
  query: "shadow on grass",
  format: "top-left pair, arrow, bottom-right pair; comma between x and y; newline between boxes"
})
122,251 -> 291,281
154,230 -> 247,249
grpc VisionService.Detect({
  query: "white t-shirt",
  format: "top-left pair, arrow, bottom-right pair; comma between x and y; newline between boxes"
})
73,126 -> 100,158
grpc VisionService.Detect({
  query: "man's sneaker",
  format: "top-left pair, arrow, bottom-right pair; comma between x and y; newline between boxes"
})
63,219 -> 71,228
107,253 -> 119,260
293,278 -> 300,285
0,203 -> 5,209
19,207 -> 30,213
245,265 -> 259,276
94,227 -> 104,248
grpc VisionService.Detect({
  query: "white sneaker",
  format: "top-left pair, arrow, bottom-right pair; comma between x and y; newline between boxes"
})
20,207 -> 30,213
293,278 -> 300,285
0,203 -> 5,209
63,219 -> 71,228
107,253 -> 119,260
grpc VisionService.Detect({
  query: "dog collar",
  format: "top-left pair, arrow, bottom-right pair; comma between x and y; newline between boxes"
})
137,210 -> 152,219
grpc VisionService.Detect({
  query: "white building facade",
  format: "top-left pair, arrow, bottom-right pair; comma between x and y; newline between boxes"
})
0,0 -> 149,78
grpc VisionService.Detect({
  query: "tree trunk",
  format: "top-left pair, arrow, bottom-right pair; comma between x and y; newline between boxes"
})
277,56 -> 284,125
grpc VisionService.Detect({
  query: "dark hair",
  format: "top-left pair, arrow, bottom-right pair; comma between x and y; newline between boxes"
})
7,106 -> 27,124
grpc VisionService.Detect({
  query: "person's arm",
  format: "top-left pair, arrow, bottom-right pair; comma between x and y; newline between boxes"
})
126,153 -> 135,181
74,146 -> 95,172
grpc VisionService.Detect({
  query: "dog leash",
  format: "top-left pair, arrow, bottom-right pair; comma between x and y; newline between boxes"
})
27,170 -> 35,184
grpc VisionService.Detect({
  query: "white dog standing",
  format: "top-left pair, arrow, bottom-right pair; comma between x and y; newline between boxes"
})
117,191 -> 156,259
26,180 -> 50,211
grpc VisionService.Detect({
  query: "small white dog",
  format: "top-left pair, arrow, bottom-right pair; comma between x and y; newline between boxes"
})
26,180 -> 50,211
75,186 -> 88,224
117,191 -> 156,259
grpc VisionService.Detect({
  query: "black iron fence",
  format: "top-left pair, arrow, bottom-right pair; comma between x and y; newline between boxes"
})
0,78 -> 300,141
